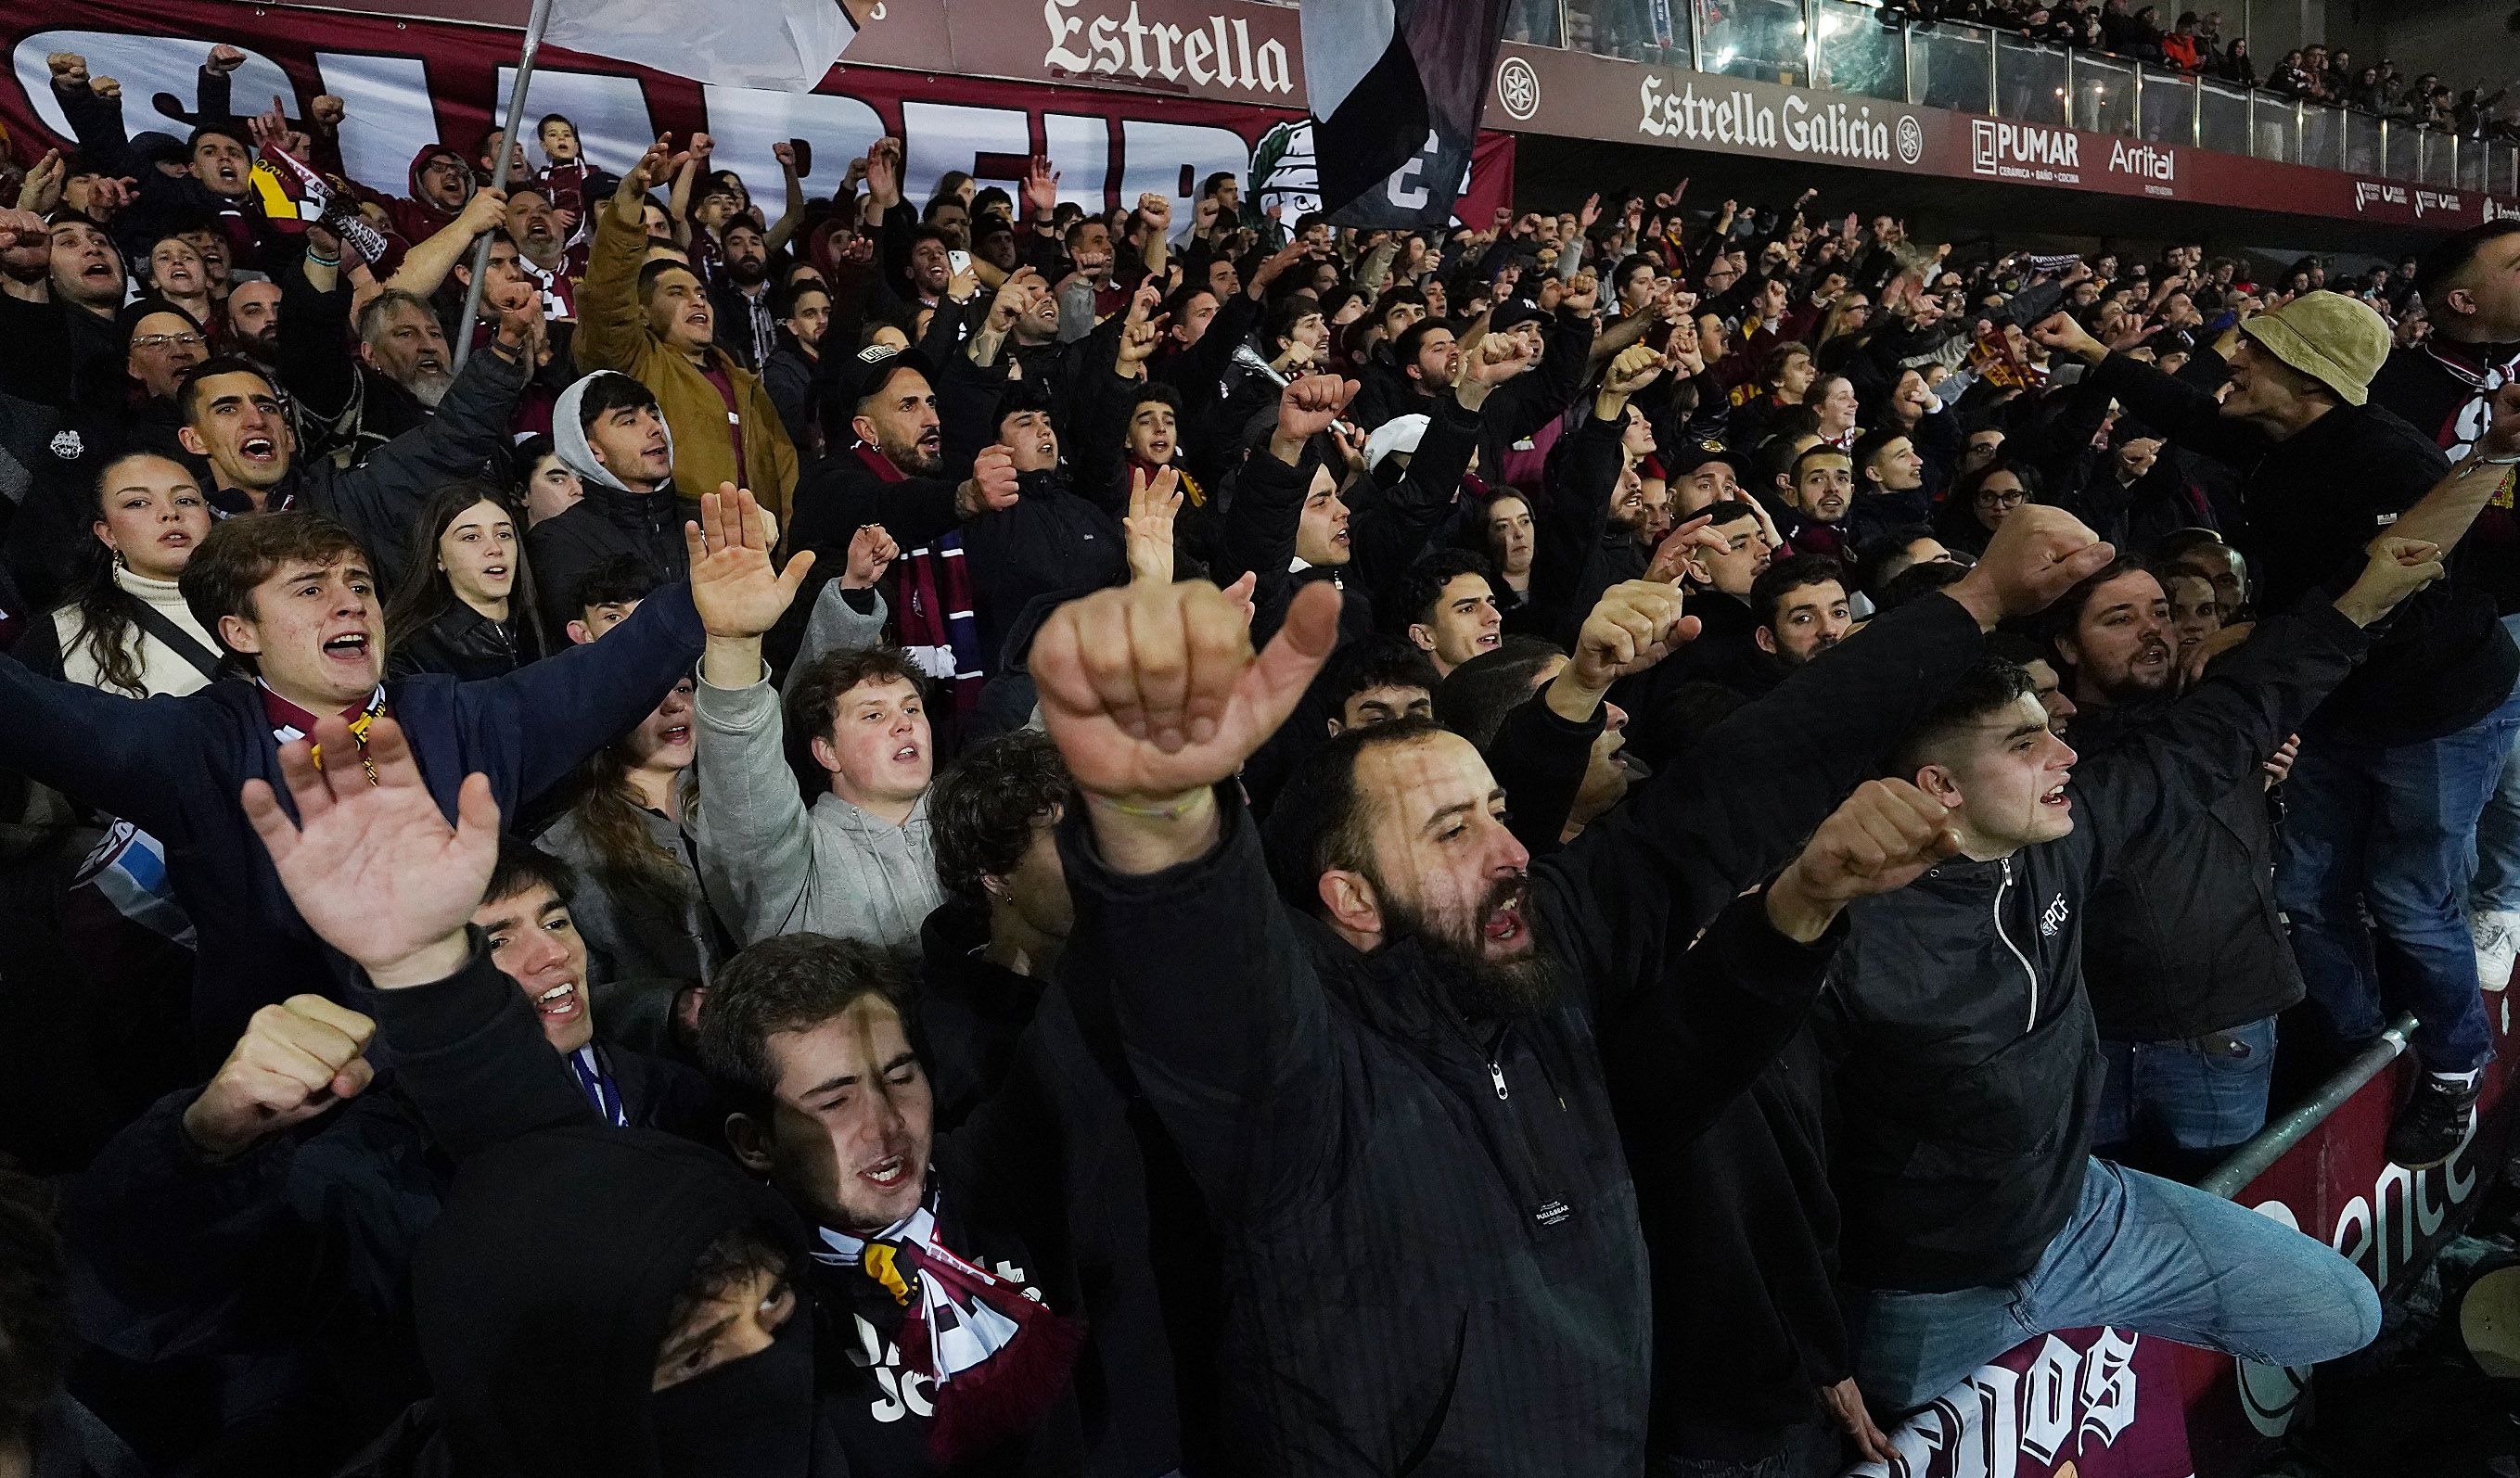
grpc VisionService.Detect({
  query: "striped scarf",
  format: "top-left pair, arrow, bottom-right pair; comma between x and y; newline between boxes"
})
261,682 -> 390,782
814,1200 -> 1082,1463
851,445 -> 984,740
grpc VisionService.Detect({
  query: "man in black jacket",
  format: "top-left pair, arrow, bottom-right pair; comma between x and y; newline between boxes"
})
2037,295 -> 2520,1166
2044,557 -> 2300,1176
2365,224 -> 2520,986
1828,539 -> 2448,1416
529,371 -> 695,633
1025,505 -> 2106,1472
67,840 -> 710,1469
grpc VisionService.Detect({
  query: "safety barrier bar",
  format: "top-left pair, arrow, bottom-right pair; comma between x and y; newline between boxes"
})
2195,1011 -> 2418,1200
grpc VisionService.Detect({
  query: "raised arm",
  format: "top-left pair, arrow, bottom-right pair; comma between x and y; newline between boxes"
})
1540,505 -> 2118,1007
2077,540 -> 2435,862
577,136 -> 676,375
312,297 -> 537,583
1038,578 -> 1349,1220
236,715 -> 595,1159
384,186 -> 506,299
0,650 -> 207,837
2389,380 -> 2520,552
1598,781 -> 1958,1142
2034,312 -> 2270,468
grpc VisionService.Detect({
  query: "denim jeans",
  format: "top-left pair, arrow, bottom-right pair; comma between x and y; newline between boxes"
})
2274,687 -> 2520,1073
2093,1015 -> 2278,1164
1853,1158 -> 2380,1414
2470,614 -> 2520,916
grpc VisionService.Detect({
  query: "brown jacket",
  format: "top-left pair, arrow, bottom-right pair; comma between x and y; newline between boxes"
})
576,205 -> 799,528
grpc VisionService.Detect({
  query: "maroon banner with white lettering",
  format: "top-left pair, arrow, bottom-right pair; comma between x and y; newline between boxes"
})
0,0 -> 1512,233
1849,1327 -> 2195,1478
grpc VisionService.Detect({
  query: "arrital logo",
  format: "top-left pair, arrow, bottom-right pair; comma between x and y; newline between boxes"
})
2108,139 -> 2174,182
1971,118 -> 2079,175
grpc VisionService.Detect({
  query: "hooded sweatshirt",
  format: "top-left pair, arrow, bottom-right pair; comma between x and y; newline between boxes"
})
383,145 -> 469,253
526,371 -> 692,631
402,1127 -> 823,1478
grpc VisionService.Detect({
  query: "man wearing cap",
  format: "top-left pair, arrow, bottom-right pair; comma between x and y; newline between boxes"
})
2372,223 -> 2520,987
782,342 -> 1019,691
2039,294 -> 2520,1167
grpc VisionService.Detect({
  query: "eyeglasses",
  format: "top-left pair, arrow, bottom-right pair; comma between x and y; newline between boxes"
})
1974,489 -> 2028,509
132,332 -> 207,351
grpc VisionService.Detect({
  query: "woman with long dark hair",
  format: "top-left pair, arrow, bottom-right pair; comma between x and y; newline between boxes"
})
535,675 -> 723,987
19,452 -> 220,697
383,479 -> 550,681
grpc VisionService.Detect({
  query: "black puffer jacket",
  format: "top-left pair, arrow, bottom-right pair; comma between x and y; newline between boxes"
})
1823,598 -> 2371,1293
526,482 -> 692,634
2069,694 -> 2302,1043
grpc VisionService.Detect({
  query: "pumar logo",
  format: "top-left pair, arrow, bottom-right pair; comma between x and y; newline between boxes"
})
1496,56 -> 1541,122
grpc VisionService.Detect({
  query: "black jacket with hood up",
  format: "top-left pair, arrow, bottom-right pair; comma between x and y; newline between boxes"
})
337,943 -> 839,1478
67,1045 -> 709,1462
1822,596 -> 2371,1293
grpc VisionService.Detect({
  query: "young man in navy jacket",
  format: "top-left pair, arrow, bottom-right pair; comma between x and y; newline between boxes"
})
0,489 -> 788,1062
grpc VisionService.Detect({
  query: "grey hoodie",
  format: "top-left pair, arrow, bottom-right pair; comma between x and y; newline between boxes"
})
549,369 -> 678,493
525,371 -> 690,630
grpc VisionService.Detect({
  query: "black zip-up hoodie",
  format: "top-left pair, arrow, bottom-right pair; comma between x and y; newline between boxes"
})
1823,597 -> 2371,1292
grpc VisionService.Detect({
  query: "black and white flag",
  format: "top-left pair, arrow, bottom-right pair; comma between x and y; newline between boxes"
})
1300,0 -> 1511,227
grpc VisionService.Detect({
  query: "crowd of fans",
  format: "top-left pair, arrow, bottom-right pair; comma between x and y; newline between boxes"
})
1541,0 -> 2520,143
1,36 -> 2518,1478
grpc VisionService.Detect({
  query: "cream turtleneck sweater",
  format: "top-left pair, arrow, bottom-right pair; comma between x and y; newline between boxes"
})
55,566 -> 220,697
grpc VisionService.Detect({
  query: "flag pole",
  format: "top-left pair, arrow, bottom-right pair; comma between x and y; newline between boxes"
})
454,0 -> 557,366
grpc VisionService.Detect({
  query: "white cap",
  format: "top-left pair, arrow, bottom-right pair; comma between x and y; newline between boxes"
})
1364,414 -> 1430,473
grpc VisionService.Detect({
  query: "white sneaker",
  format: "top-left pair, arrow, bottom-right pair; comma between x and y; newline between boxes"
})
2472,910 -> 2520,992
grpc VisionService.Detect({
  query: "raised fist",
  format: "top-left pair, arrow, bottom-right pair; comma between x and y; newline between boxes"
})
206,44 -> 248,76
181,996 -> 378,1158
960,444 -> 1021,514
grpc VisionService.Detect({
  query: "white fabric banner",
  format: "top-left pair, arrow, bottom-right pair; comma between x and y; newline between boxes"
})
543,0 -> 859,91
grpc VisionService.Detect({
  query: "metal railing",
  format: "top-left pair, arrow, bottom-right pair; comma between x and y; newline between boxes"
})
1520,0 -> 2520,194
2196,1012 -> 2417,1200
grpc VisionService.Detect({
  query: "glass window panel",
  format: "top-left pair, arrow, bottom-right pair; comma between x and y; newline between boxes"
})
1504,0 -> 1564,47
2076,54 -> 2137,136
2137,64 -> 2192,145
1813,0 -> 1904,102
2199,80 -> 2249,154
1989,32 -> 2063,122
2345,110 -> 2381,175
2251,93 -> 2295,163
1908,24 -> 1992,116
1699,0 -> 1808,84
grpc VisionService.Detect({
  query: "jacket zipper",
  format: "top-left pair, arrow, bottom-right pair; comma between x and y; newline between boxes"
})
1488,1060 -> 1510,1101
1994,857 -> 2040,1033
